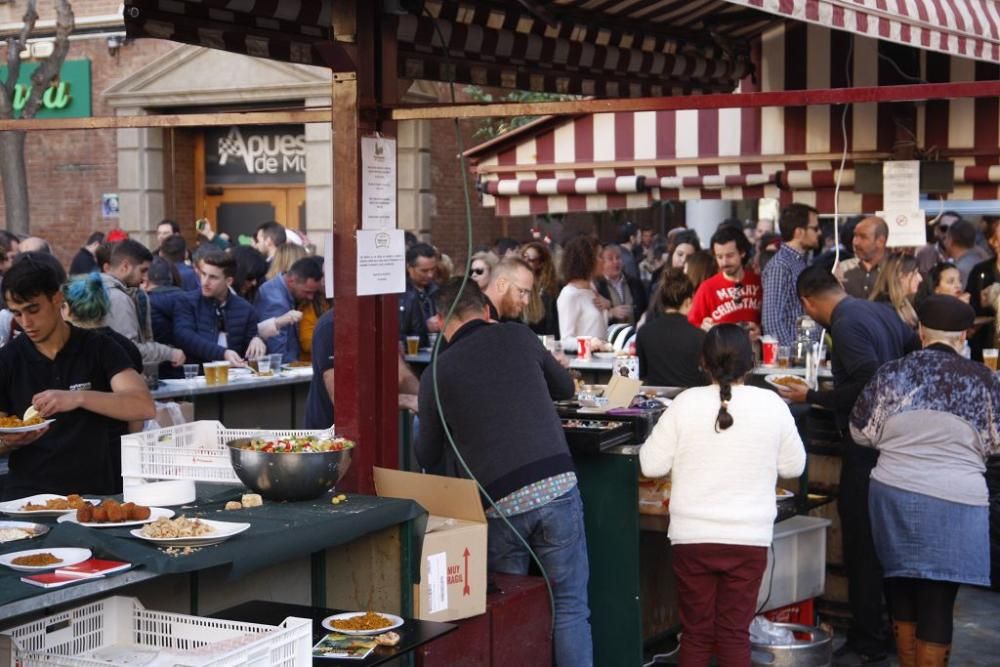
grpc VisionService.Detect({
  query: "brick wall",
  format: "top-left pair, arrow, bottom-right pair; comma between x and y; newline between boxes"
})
0,0 -> 121,24
0,36 -> 173,266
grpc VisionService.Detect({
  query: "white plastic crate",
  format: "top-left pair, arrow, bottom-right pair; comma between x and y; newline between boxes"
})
121,421 -> 325,485
757,515 -> 831,612
3,596 -> 312,667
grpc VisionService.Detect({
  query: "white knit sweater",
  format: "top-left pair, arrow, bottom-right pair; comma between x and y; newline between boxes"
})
639,384 -> 806,546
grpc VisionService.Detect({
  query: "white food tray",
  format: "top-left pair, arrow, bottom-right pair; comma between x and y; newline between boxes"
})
2,595 -> 311,666
121,421 -> 327,485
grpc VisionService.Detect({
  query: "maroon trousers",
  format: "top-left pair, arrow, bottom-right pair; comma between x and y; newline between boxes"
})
673,543 -> 768,667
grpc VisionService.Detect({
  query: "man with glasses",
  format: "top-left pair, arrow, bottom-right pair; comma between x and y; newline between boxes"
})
172,253 -> 265,367
483,257 -> 534,322
687,226 -> 762,331
916,211 -> 960,275
762,203 -> 821,346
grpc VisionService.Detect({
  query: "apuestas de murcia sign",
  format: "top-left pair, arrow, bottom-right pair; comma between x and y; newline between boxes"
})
217,126 -> 306,176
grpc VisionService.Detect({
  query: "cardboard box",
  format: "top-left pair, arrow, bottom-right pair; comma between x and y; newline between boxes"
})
374,467 -> 487,622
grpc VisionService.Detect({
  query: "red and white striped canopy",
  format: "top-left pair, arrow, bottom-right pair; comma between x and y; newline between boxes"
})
728,0 -> 1000,64
466,21 -> 1000,217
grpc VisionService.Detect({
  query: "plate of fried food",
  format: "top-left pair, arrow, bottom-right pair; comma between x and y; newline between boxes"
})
130,516 -> 250,547
0,494 -> 98,517
57,499 -> 172,528
0,547 -> 92,572
0,406 -> 53,433
764,374 -> 810,391
321,611 -> 405,636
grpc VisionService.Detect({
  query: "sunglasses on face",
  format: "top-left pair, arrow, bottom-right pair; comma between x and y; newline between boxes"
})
523,254 -> 541,264
470,268 -> 485,276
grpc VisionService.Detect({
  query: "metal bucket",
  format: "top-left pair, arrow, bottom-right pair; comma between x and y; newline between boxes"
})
751,623 -> 832,667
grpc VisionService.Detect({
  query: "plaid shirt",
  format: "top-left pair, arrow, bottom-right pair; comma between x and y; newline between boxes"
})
761,243 -> 807,346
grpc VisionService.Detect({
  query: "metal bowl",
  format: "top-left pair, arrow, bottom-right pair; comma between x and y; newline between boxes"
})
226,438 -> 353,501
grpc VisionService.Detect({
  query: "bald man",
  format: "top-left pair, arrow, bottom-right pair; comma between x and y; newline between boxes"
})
835,216 -> 889,299
483,256 -> 535,322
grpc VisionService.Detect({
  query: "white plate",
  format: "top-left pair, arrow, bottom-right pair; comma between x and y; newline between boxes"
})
592,352 -> 616,359
0,547 -> 91,572
57,506 -> 174,528
0,494 -> 99,517
0,419 -> 54,434
321,612 -> 405,636
129,519 -> 250,547
764,374 -> 810,391
0,521 -> 49,543
776,488 -> 795,500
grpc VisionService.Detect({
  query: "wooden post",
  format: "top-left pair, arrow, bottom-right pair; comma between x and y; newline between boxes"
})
332,1 -> 399,494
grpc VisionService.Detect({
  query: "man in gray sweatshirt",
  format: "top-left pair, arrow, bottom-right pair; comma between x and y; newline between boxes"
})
102,239 -> 185,370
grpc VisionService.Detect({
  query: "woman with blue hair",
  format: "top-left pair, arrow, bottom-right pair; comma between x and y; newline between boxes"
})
62,273 -> 142,374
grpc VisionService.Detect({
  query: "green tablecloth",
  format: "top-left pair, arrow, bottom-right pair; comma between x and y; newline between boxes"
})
0,486 -> 426,609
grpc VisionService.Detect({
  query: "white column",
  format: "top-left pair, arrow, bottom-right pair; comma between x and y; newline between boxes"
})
685,200 -> 732,247
305,95 -> 333,236
396,119 -> 433,236
115,106 -> 165,248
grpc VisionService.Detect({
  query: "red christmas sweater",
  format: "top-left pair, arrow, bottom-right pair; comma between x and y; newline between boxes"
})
686,270 -> 762,327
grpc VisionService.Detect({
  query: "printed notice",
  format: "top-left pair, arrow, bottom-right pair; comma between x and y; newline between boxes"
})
356,229 -> 405,296
426,552 -> 449,614
361,136 -> 397,230
879,161 -> 925,247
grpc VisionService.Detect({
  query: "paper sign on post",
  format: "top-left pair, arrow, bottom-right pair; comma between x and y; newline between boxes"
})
879,160 -> 926,247
361,136 -> 397,230
356,229 -> 405,296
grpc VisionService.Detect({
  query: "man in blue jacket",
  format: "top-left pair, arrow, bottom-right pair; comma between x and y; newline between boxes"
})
173,253 -> 265,366
256,256 -> 323,363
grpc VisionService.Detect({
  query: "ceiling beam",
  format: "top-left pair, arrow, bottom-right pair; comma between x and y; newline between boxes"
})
388,79 -> 1000,121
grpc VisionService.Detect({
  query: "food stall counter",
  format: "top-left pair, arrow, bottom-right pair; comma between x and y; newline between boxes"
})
151,369 -> 313,429
0,485 -> 425,625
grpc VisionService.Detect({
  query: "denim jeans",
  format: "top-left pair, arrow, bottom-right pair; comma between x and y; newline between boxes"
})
487,486 -> 594,667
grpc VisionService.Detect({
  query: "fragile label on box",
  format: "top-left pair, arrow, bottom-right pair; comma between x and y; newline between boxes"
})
426,551 -> 448,614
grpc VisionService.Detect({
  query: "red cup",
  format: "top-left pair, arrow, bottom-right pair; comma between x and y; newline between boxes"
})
576,336 -> 591,359
761,336 -> 778,366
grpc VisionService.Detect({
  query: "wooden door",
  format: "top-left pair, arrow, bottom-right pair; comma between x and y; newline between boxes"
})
201,186 -> 304,245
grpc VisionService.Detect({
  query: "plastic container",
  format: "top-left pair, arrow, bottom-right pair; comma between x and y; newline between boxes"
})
121,421 -> 326,486
2,596 -> 312,666
756,515 -> 831,612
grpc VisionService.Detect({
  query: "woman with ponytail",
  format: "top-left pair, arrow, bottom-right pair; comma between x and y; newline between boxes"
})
639,324 -> 806,666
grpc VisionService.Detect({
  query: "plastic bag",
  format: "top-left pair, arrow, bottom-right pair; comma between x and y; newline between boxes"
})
749,616 -> 794,646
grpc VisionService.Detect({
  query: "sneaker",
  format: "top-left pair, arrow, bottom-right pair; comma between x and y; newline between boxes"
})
832,644 -> 889,667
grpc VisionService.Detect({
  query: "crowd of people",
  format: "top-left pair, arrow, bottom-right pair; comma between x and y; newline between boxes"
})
406,208 -> 1000,667
0,219 -> 337,500
0,204 -> 997,667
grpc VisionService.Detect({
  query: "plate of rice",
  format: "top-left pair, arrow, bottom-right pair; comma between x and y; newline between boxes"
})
130,516 -> 250,547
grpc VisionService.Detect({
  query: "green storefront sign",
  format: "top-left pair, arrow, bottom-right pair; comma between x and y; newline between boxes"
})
0,59 -> 91,119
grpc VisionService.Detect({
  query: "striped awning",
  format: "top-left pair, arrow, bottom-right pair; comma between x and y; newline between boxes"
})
466,21 -> 1000,217
123,0 -> 339,67
728,0 -> 1000,64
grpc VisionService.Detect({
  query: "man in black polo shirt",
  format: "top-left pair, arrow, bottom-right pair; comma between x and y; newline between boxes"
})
780,266 -> 919,667
0,253 -> 155,499
416,279 -> 592,667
